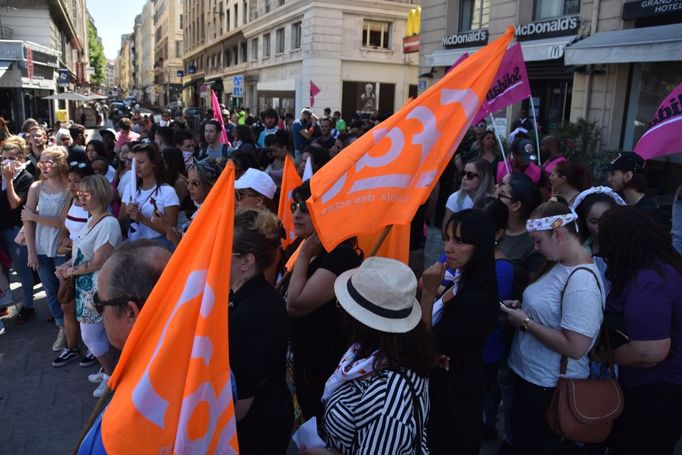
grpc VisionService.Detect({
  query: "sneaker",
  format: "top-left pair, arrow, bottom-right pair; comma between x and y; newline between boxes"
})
14,307 -> 36,324
88,367 -> 105,383
52,327 -> 66,352
92,373 -> 110,398
80,350 -> 97,367
52,347 -> 80,367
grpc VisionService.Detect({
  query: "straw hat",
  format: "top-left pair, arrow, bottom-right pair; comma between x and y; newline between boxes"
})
334,257 -> 422,334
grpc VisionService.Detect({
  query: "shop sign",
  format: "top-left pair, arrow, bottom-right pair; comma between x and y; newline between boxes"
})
188,65 -> 197,74
57,69 -> 70,87
176,70 -> 184,78
403,35 -> 420,53
76,62 -> 85,83
442,29 -> 489,49
26,48 -> 33,80
233,75 -> 244,97
515,16 -> 580,41
623,0 -> 682,19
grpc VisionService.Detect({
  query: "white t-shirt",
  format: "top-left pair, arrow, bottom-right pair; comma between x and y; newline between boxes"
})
117,170 -> 132,198
445,190 -> 474,214
121,184 -> 179,241
508,263 -> 604,387
72,216 -> 122,264
105,165 -> 116,185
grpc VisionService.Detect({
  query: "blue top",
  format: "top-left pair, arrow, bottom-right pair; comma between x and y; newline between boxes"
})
673,197 -> 682,254
483,258 -> 514,364
291,119 -> 309,152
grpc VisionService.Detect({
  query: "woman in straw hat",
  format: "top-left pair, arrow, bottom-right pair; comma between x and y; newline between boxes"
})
304,257 -> 436,455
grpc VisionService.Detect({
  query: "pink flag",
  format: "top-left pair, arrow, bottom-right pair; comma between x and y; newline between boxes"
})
634,82 -> 682,160
445,53 -> 469,75
473,43 -> 531,123
310,81 -> 321,107
211,89 -> 230,145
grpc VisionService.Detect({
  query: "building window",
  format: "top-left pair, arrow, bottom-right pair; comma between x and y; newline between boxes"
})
263,33 -> 271,57
234,4 -> 238,27
251,38 -> 258,60
275,27 -> 285,53
179,13 -> 183,30
279,0 -> 285,5
175,40 -> 182,57
243,0 -> 248,24
533,0 -> 579,20
226,10 -> 231,31
459,0 -> 489,32
240,42 -> 247,62
265,0 -> 270,13
291,21 -> 302,49
233,45 -> 238,63
362,20 -> 391,49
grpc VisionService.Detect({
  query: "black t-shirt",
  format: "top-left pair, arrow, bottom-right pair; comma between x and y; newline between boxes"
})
1,170 -> 33,230
229,273 -> 293,453
289,243 -> 362,407
636,194 -> 671,229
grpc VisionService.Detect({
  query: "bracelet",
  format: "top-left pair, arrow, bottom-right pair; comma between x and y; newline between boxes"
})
520,317 -> 531,332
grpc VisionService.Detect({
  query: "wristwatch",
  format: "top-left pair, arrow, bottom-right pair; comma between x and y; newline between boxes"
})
520,317 -> 531,332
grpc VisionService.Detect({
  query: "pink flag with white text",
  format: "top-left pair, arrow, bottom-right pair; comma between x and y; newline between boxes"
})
634,82 -> 682,160
211,89 -> 230,145
473,43 -> 531,123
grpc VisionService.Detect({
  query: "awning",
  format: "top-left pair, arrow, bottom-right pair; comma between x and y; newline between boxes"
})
519,36 -> 576,62
0,60 -> 12,79
565,23 -> 682,65
256,78 -> 296,92
425,47 -> 481,67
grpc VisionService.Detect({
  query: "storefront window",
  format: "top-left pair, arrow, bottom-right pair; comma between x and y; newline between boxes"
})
533,0 -> 579,20
459,0 -> 490,32
623,61 -> 682,156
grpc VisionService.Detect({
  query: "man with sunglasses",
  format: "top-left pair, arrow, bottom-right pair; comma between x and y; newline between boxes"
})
77,240 -> 170,454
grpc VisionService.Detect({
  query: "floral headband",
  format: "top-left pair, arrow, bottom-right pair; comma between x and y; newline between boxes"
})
570,186 -> 626,210
526,212 -> 578,233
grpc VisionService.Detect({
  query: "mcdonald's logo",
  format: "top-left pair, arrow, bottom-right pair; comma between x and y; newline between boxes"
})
405,7 -> 421,37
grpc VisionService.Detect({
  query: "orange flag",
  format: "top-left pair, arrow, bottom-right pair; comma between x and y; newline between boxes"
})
306,27 -> 515,251
358,224 -> 410,263
102,163 -> 239,453
278,155 -> 303,248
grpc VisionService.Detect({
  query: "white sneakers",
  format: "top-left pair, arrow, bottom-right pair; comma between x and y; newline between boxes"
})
52,327 -> 66,352
88,367 -> 105,383
92,372 -> 111,398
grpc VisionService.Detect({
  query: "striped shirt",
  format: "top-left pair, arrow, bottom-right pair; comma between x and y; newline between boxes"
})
323,368 -> 430,454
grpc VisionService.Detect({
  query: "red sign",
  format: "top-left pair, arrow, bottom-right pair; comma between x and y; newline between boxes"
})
26,48 -> 34,80
76,62 -> 84,83
403,35 -> 420,54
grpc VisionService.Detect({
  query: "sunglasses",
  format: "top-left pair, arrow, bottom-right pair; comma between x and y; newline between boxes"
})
462,171 -> 480,180
290,201 -> 309,214
93,292 -> 142,315
188,179 -> 202,188
69,161 -> 87,169
235,190 -> 259,201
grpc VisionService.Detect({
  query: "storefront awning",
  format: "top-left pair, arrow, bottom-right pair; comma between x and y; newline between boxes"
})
425,47 -> 481,67
564,23 -> 682,65
0,60 -> 12,78
519,36 -> 576,62
256,79 -> 296,92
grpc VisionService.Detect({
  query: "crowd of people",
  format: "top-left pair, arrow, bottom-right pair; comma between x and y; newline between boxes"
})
0,105 -> 681,455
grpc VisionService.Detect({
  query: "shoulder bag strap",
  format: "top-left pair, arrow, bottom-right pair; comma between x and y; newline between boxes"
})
392,369 -> 423,455
558,266 -> 603,376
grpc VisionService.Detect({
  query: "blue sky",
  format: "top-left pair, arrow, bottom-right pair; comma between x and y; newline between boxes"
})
87,0 -> 143,60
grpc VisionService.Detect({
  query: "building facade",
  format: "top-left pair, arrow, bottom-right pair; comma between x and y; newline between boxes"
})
154,0 -> 184,106
0,0 -> 89,128
116,34 -> 132,95
419,0 -> 682,159
181,0 -> 420,118
141,0 -> 157,104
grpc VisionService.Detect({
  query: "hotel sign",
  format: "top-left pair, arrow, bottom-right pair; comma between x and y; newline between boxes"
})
623,0 -> 682,18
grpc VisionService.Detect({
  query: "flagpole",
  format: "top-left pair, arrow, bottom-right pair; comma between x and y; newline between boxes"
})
529,96 -> 541,166
368,225 -> 393,257
71,387 -> 112,455
489,114 -> 510,175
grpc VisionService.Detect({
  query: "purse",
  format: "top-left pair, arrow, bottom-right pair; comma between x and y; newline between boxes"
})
545,267 -> 624,443
57,276 -> 75,305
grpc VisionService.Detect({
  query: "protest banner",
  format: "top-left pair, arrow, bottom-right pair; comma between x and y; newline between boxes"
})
634,82 -> 682,160
306,27 -> 515,251
100,163 -> 239,454
278,155 -> 303,249
211,89 -> 230,145
473,43 -> 531,124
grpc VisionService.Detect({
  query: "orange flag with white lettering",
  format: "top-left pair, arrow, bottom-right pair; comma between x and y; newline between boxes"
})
278,155 -> 303,248
306,27 -> 515,251
101,163 -> 239,453
358,224 -> 410,264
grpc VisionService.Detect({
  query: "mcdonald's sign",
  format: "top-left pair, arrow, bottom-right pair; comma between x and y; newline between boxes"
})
403,7 -> 421,53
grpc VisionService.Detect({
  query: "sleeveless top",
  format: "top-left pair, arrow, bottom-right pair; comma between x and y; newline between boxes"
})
35,188 -> 67,257
65,201 -> 89,241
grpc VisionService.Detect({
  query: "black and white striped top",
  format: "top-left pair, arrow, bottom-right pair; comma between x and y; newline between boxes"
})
323,368 -> 430,454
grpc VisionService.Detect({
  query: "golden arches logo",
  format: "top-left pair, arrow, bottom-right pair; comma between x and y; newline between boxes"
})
406,7 -> 421,37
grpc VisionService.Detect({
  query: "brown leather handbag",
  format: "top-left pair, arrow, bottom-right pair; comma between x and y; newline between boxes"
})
57,276 -> 75,306
545,267 -> 624,443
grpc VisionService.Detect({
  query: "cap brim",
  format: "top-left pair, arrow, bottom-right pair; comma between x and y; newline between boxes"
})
334,268 -> 422,334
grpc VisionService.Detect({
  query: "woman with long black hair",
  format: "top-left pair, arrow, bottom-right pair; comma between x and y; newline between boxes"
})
599,207 -> 682,454
420,209 -> 499,454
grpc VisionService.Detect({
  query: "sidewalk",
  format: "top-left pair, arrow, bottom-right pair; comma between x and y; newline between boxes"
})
0,279 -> 97,455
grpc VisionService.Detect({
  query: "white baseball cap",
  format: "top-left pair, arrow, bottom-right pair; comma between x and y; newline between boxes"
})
234,168 -> 276,200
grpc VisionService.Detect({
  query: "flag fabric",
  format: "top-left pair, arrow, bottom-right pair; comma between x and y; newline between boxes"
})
302,157 -> 313,182
473,43 -> 531,124
278,155 -> 303,248
101,163 -> 239,454
445,52 -> 469,75
357,224 -> 410,264
211,89 -> 230,145
306,27 -> 515,251
310,81 -> 321,107
634,82 -> 682,160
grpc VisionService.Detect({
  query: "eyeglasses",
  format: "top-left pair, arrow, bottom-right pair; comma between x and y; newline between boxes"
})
290,201 -> 309,214
76,191 -> 92,200
497,193 -> 515,202
188,179 -> 202,188
462,171 -> 480,180
93,292 -> 142,315
38,160 -> 55,167
236,190 -> 259,201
